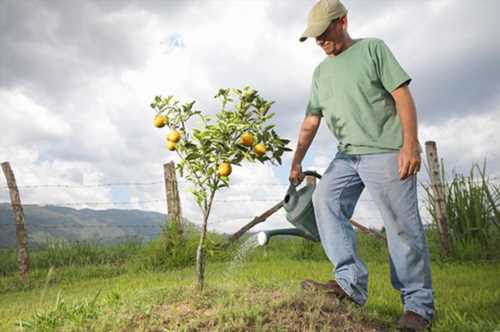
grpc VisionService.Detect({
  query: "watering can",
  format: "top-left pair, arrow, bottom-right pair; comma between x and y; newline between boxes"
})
257,170 -> 322,246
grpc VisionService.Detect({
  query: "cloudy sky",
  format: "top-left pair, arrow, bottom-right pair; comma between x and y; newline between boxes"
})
1,0 -> 499,234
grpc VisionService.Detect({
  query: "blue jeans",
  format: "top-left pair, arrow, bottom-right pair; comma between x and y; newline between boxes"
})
311,152 -> 434,321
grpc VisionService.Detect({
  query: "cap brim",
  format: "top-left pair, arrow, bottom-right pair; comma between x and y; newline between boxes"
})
299,21 -> 331,42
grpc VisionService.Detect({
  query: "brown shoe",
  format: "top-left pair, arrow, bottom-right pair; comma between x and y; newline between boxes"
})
301,279 -> 354,302
397,311 -> 431,331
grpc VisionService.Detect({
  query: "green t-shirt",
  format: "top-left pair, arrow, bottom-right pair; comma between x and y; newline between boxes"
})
306,38 -> 411,155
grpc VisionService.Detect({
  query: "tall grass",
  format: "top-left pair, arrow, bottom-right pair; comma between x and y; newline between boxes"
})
0,240 -> 142,276
0,226 -> 234,279
423,161 -> 500,259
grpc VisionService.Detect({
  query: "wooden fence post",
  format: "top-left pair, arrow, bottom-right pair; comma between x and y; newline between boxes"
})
1,162 -> 30,280
425,141 -> 451,256
164,162 -> 183,233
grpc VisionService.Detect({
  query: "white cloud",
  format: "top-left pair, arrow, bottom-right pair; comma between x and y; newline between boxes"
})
420,107 -> 500,177
0,0 -> 499,236
0,146 -> 112,209
0,90 -> 72,141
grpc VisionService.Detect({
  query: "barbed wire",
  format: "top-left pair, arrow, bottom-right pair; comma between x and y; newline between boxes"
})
2,176 -> 498,191
212,198 -> 428,205
0,181 -> 291,191
207,214 -> 384,226
0,189 -> 407,210
0,224 -> 164,229
0,199 -> 166,207
0,215 -> 388,249
0,171 -> 487,246
0,170 -> 464,251
0,181 -> 164,190
0,197 -> 430,209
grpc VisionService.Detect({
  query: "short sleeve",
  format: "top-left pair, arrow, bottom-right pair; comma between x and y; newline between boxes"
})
372,39 -> 411,93
305,67 -> 323,117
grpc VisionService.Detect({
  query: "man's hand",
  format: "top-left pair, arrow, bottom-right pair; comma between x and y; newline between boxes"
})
289,163 -> 304,186
399,143 -> 421,180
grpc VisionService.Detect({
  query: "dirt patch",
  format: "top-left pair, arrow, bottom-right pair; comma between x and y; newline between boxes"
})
124,288 -> 388,331
261,292 -> 387,332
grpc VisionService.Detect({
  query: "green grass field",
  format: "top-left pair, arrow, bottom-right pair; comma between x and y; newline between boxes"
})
1,235 -> 499,331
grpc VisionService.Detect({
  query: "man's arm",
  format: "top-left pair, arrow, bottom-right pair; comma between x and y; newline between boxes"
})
289,115 -> 321,185
391,84 -> 421,180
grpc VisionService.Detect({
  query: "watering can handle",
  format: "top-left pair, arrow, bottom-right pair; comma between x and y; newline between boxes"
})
302,170 -> 322,180
288,170 -> 322,188
286,170 -> 322,196
284,170 -> 322,205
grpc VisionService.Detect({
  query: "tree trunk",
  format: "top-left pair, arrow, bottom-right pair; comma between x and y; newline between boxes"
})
196,190 -> 216,291
196,211 -> 208,291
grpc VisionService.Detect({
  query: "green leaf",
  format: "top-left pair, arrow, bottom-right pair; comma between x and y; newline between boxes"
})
185,153 -> 200,161
231,153 -> 244,164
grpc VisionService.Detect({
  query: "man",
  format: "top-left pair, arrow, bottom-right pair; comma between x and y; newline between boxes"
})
289,0 -> 434,331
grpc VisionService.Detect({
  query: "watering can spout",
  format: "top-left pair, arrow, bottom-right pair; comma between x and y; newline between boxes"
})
257,228 -> 319,246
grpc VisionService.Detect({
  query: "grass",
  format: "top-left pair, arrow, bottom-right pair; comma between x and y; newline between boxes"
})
0,240 -> 142,276
423,161 -> 500,258
1,235 -> 500,331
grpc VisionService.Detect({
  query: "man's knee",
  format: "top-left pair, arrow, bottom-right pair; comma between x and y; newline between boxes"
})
312,184 -> 344,220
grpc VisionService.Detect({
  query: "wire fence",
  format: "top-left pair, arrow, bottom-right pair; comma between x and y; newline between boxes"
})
2,173 -> 491,250
0,180 -> 164,190
1,176 -> 498,191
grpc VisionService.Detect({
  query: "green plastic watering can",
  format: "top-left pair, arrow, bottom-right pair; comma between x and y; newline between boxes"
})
257,170 -> 322,246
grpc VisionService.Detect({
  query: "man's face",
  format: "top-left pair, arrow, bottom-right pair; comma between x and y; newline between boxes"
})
315,17 -> 346,56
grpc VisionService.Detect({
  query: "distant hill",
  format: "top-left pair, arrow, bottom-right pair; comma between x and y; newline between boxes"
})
0,203 -> 193,248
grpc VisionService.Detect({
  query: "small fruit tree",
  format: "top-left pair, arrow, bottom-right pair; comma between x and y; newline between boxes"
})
150,87 -> 291,290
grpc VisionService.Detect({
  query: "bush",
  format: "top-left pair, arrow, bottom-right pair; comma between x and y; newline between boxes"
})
129,223 -> 233,272
0,240 -> 141,276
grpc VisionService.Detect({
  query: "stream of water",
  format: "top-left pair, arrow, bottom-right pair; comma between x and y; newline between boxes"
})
222,234 -> 261,280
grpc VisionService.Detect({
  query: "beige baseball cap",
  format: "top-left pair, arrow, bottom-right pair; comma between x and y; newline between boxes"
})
299,0 -> 348,42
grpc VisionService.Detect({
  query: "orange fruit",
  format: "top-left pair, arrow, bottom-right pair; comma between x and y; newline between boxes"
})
254,143 -> 266,157
153,115 -> 167,128
240,132 -> 254,146
166,141 -> 176,151
167,130 -> 181,143
218,162 -> 232,177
